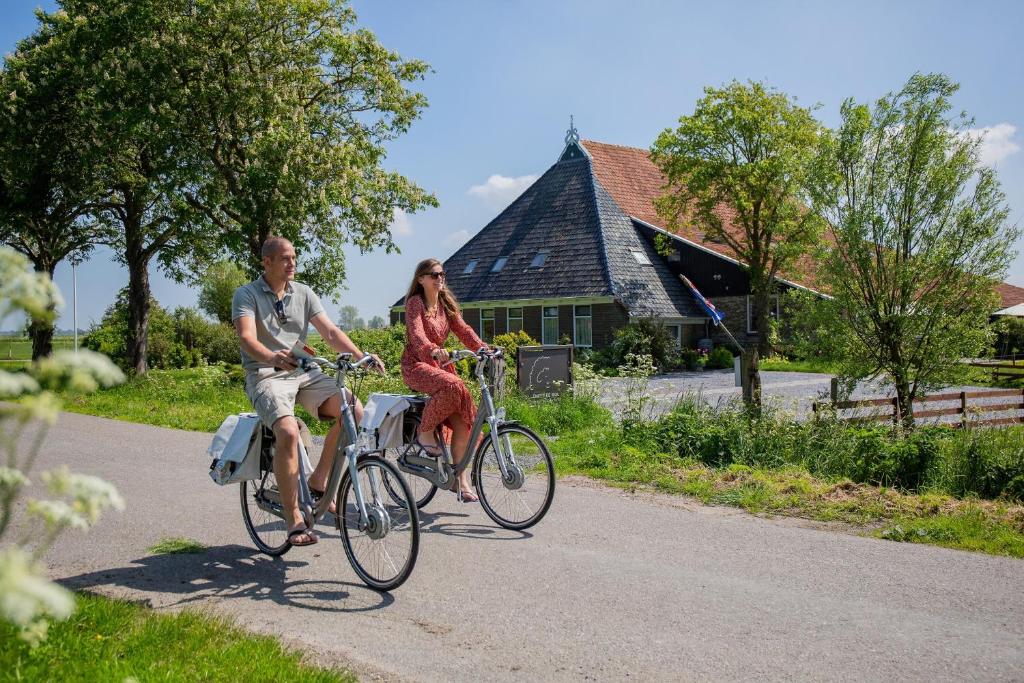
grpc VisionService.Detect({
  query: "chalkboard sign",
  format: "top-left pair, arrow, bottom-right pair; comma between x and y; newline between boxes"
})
517,345 -> 573,397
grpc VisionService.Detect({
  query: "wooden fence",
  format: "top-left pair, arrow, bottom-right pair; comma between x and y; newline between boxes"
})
812,387 -> 1024,428
966,357 -> 1024,382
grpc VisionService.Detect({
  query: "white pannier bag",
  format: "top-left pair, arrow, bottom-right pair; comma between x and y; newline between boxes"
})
360,393 -> 412,450
208,413 -> 263,485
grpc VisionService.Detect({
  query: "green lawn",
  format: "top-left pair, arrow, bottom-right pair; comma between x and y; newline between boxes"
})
0,335 -> 76,361
0,592 -> 355,682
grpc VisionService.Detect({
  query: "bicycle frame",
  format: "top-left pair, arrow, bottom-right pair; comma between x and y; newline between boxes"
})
279,354 -> 384,532
443,350 -> 519,484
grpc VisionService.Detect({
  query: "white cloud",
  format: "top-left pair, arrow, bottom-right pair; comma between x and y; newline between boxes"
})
390,208 -> 413,237
443,229 -> 471,248
468,173 -> 539,208
965,123 -> 1020,167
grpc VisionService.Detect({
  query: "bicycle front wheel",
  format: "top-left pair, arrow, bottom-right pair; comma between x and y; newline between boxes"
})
338,456 -> 419,591
473,424 -> 555,530
240,470 -> 291,557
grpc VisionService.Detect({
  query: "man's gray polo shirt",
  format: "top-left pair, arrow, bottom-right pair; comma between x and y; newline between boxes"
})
231,276 -> 325,372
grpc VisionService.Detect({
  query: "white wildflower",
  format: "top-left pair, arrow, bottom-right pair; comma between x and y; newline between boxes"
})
0,546 -> 75,632
0,370 -> 39,399
27,499 -> 89,531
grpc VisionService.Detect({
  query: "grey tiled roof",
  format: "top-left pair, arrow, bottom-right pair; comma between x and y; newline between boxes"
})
392,144 -> 708,321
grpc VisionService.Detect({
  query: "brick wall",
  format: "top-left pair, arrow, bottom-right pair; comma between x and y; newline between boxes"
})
523,306 -> 542,342
593,302 -> 629,349
710,295 -> 760,349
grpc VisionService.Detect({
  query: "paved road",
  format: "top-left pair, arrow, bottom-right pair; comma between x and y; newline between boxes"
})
29,413 -> 1024,681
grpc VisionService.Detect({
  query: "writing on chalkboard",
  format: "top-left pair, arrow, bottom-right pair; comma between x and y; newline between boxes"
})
517,345 -> 573,398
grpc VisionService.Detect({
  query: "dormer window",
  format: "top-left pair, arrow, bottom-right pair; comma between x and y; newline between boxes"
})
491,257 -> 508,272
463,259 -> 478,274
530,250 -> 549,268
631,250 -> 652,266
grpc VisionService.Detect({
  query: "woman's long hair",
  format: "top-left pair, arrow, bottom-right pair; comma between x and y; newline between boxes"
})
406,258 -> 460,318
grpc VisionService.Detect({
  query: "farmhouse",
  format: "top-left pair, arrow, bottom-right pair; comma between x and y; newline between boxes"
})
391,127 -> 1021,352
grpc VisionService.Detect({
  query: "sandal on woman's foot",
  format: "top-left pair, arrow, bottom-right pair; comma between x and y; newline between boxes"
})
413,433 -> 445,458
288,526 -> 319,546
453,484 -> 479,503
309,486 -> 337,515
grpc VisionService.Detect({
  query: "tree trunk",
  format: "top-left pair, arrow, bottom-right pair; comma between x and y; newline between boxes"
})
125,218 -> 152,376
741,348 -> 762,412
28,261 -> 57,360
893,374 -> 914,430
754,289 -> 773,358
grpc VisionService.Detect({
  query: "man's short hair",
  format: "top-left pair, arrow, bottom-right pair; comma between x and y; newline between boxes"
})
261,236 -> 293,259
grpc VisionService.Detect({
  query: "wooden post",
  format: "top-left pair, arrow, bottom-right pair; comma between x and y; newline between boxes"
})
830,377 -> 839,405
740,348 -> 761,408
959,391 -> 968,429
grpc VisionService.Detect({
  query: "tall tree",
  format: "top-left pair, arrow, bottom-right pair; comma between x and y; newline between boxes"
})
175,0 -> 437,297
337,305 -> 364,330
808,73 -> 1016,427
36,1 -> 219,375
651,81 -> 823,358
198,260 -> 249,324
0,23 -> 108,358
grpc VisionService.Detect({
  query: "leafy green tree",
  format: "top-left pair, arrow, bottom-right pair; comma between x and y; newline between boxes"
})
173,0 -> 438,296
808,74 -> 1017,427
651,81 -> 824,358
198,261 -> 249,325
337,305 -> 365,331
367,315 -> 387,329
0,24 -> 109,359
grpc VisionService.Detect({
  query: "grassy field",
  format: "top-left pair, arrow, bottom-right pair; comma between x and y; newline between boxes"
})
0,335 -> 76,361
0,592 -> 355,682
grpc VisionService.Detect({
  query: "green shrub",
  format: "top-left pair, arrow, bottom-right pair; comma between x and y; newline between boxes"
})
492,330 -> 538,363
504,390 -> 613,437
604,319 -> 677,372
707,346 -> 735,370
83,289 -> 179,370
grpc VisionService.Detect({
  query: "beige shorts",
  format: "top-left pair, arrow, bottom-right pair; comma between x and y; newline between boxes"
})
244,367 -> 352,428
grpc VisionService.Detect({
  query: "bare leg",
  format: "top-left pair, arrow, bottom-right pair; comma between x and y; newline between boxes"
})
271,416 -> 313,540
448,419 -> 481,498
309,392 -> 363,492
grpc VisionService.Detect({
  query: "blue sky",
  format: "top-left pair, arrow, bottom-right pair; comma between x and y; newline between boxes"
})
2,0 -> 1023,332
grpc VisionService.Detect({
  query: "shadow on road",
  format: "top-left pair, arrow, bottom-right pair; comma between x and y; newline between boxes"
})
58,543 -> 395,613
417,509 -> 533,541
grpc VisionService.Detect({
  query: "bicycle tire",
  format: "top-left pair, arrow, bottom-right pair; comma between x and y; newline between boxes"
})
473,424 -> 555,530
337,455 -> 420,591
381,449 -> 438,510
240,469 -> 292,557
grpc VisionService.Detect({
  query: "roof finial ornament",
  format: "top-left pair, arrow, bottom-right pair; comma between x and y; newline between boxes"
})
564,115 -> 580,145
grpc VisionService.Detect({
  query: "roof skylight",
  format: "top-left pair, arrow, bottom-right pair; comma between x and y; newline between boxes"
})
530,251 -> 549,268
491,257 -> 508,272
463,259 -> 478,274
631,250 -> 652,266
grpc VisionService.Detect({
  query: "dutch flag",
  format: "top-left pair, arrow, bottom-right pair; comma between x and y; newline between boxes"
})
680,275 -> 724,326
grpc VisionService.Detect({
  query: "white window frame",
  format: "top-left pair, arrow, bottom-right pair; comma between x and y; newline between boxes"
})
631,250 -> 652,266
480,308 -> 495,342
508,307 -> 524,332
573,304 -> 593,348
665,323 -> 682,350
542,306 -> 559,345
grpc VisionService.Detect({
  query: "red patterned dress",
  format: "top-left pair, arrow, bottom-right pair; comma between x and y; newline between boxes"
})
401,294 -> 486,436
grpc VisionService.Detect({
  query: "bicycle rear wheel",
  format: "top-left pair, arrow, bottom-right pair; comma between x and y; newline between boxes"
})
240,469 -> 291,557
382,450 -> 438,510
338,456 -> 419,591
473,424 -> 555,530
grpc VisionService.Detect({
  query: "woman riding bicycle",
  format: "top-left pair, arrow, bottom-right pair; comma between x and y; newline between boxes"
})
401,258 -> 487,503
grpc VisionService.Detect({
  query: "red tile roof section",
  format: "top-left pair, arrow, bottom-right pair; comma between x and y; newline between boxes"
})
996,282 -> 1024,309
583,139 -> 826,289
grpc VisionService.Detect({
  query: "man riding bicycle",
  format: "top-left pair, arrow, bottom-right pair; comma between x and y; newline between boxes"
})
232,236 -> 383,547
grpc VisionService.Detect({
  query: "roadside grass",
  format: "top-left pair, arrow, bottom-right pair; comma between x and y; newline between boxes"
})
759,356 -> 840,374
148,537 -> 207,554
0,592 -> 355,682
59,364 -> 412,435
50,366 -> 1024,558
